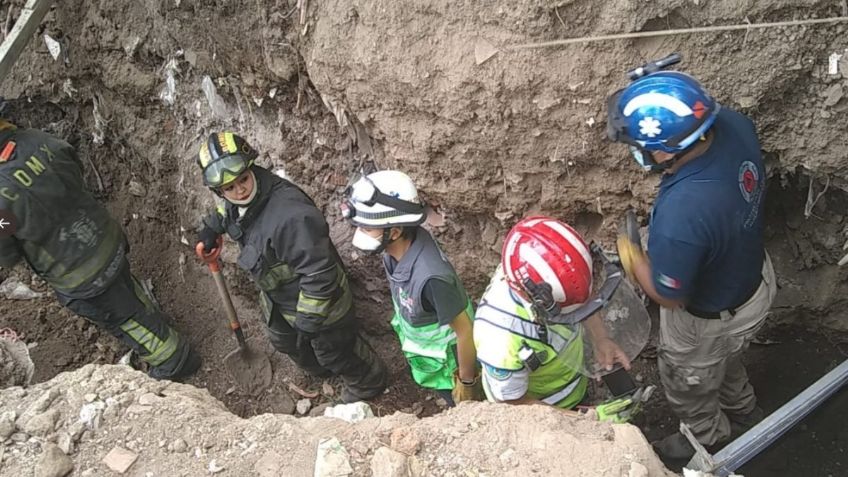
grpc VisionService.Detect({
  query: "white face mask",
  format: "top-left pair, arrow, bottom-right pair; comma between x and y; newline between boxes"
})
352,228 -> 385,253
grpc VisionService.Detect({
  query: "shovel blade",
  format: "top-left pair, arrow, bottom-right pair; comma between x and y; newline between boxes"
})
223,342 -> 273,395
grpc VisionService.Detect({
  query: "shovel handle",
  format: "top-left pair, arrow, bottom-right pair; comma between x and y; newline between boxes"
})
196,240 -> 247,349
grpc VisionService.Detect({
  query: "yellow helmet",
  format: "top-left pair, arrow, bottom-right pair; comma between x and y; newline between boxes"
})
196,132 -> 258,188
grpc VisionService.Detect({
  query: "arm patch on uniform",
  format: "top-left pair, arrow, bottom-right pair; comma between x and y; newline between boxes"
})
484,363 -> 513,381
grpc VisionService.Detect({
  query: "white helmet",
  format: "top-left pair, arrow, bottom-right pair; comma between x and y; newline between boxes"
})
342,170 -> 426,228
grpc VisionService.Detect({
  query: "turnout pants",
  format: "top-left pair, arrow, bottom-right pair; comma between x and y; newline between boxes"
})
55,260 -> 199,381
658,253 -> 777,445
262,299 -> 387,399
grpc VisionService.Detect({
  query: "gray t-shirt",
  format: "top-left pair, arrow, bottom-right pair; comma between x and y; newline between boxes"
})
421,278 -> 467,326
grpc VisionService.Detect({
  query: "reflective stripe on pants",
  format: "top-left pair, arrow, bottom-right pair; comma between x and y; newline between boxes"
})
55,259 -> 195,379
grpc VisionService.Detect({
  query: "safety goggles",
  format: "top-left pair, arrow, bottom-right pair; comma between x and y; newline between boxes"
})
340,175 -> 424,221
202,154 -> 249,188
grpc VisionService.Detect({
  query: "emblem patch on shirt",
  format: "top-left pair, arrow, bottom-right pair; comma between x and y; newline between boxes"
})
657,273 -> 681,290
738,161 -> 759,203
398,288 -> 415,314
484,364 -> 512,381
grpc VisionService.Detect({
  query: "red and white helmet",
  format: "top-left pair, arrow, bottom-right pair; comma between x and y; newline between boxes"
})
502,216 -> 593,311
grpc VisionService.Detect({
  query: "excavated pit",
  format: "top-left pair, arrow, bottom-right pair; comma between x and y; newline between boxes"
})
1,1 -> 848,475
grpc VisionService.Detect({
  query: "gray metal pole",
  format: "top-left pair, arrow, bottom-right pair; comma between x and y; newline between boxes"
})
0,0 -> 54,84
708,358 -> 848,476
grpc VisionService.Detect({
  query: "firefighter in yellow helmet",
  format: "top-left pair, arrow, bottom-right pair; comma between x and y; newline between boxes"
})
195,132 -> 387,402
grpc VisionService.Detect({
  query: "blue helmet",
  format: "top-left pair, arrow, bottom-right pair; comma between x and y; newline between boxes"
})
607,71 -> 720,156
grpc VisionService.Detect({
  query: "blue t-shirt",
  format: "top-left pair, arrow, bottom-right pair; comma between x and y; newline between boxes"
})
647,108 -> 766,312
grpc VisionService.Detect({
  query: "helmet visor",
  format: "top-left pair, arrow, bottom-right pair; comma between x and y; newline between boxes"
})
203,154 -> 249,188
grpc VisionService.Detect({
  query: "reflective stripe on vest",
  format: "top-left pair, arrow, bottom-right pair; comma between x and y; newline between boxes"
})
477,299 -> 577,354
541,374 -> 582,405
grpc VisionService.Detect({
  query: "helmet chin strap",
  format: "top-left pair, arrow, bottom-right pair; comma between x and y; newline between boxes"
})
223,170 -> 259,206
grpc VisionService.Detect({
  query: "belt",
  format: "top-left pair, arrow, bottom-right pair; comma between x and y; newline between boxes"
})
685,278 -> 761,320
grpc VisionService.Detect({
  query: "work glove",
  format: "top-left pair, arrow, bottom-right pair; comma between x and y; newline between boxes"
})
616,209 -> 644,278
451,369 -> 484,403
522,278 -> 561,320
595,385 -> 655,423
198,225 -> 221,254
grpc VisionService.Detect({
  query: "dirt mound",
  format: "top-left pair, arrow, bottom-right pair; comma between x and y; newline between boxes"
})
0,364 -> 674,476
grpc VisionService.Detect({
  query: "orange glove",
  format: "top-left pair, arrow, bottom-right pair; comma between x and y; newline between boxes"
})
616,209 -> 644,278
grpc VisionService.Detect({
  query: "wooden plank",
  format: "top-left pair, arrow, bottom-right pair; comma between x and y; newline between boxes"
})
0,0 -> 54,83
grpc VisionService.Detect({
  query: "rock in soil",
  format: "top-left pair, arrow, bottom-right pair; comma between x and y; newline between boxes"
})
35,443 -> 73,477
296,398 -> 312,415
371,446 -> 409,477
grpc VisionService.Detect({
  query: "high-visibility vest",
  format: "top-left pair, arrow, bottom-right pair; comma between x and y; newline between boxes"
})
474,268 -> 586,408
385,228 -> 473,391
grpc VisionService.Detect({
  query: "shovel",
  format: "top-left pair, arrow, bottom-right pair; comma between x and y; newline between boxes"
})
196,237 -> 272,394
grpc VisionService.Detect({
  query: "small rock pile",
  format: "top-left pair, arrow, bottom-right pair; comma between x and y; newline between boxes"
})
0,364 -> 675,476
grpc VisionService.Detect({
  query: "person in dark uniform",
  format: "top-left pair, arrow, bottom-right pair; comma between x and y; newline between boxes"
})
608,67 -> 776,460
195,132 -> 387,402
0,120 -> 200,381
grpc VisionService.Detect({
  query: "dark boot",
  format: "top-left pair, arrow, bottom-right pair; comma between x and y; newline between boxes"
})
149,341 -> 201,382
340,352 -> 388,403
727,406 -> 764,436
652,432 -> 695,461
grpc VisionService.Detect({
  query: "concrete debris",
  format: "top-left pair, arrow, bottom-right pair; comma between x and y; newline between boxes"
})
43,34 -> 62,61
138,393 -> 163,406
370,447 -> 409,477
159,58 -> 179,106
628,461 -> 649,477
79,401 -> 106,430
474,38 -> 498,65
389,427 -> 421,455
323,402 -> 374,423
254,450 -> 285,477
296,398 -> 313,415
829,52 -> 843,75
322,382 -> 335,396
56,431 -> 73,455
123,36 -> 142,57
102,446 -> 138,474
0,411 -> 16,439
0,277 -> 44,299
0,336 -> 35,387
314,437 -> 353,477
22,408 -> 59,436
35,443 -> 74,477
823,83 -> 844,107
168,438 -> 188,453
208,459 -> 225,473
128,180 -> 146,197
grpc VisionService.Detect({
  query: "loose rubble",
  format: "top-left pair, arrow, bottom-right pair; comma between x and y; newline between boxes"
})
0,365 -> 674,476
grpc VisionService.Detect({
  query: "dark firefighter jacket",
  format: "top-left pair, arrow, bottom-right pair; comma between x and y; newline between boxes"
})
0,122 -> 126,298
204,166 -> 353,333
